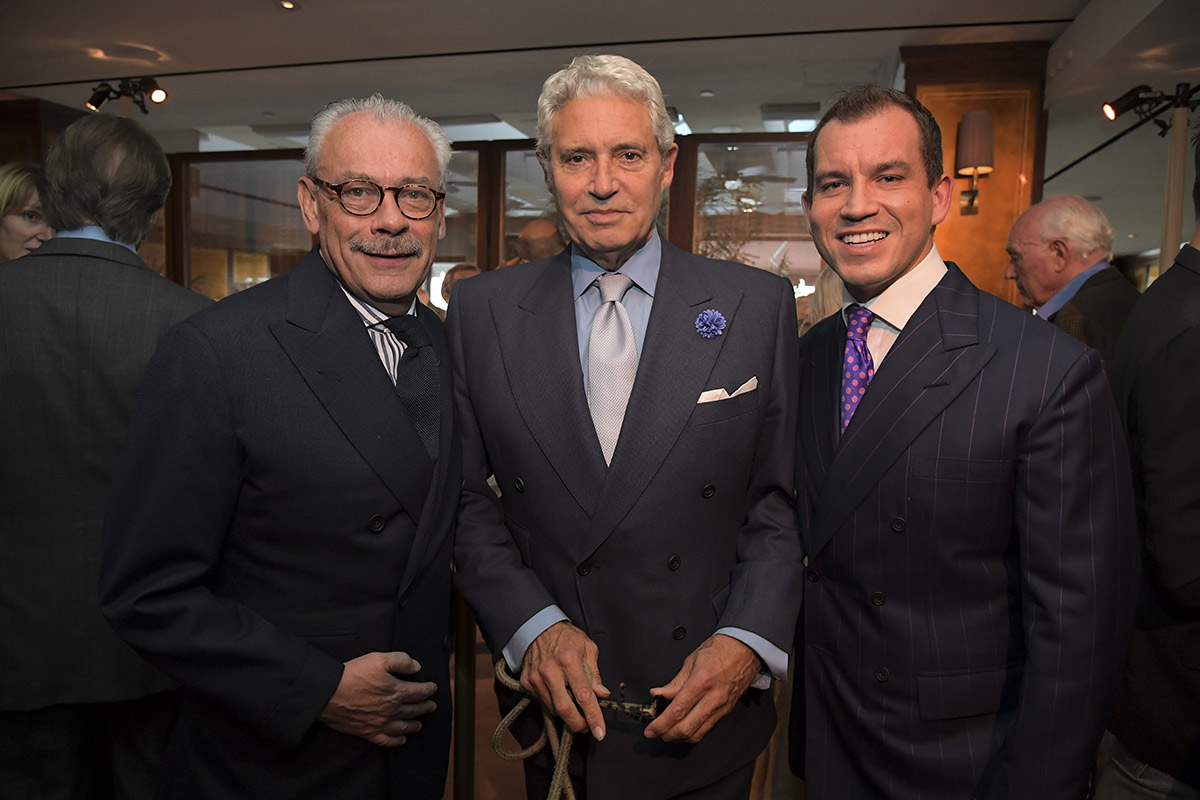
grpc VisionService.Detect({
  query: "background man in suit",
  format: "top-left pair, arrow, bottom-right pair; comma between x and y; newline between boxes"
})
1097,130 -> 1200,799
0,115 -> 210,800
1005,194 -> 1138,365
500,218 -> 566,267
449,55 -> 802,799
790,85 -> 1138,799
101,95 -> 460,800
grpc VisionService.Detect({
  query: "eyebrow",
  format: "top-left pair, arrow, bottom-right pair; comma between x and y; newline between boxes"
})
872,159 -> 914,176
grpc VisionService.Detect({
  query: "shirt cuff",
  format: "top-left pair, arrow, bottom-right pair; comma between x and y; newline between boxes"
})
501,606 -> 569,672
715,627 -> 787,689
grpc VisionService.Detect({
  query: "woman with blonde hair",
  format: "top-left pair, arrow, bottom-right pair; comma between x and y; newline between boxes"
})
0,162 -> 54,261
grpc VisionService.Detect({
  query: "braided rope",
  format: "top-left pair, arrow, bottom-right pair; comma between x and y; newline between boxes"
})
492,660 -> 578,800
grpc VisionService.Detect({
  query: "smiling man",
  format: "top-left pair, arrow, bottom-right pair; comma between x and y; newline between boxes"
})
101,96 -> 461,800
790,85 -> 1138,799
449,55 -> 801,799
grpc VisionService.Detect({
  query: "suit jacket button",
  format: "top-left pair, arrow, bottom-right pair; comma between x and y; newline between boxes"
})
576,562 -> 591,576
807,570 -> 820,582
368,514 -> 386,533
701,484 -> 716,498
890,517 -> 906,533
871,592 -> 886,606
672,626 -> 687,640
514,477 -> 526,493
875,668 -> 890,682
667,555 -> 681,571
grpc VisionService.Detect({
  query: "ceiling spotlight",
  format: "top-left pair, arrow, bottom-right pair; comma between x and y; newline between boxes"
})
142,77 -> 168,104
1102,85 -> 1153,121
85,83 -> 115,112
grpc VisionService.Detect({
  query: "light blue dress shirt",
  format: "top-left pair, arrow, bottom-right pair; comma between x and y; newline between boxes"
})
55,225 -> 137,254
1035,261 -> 1112,319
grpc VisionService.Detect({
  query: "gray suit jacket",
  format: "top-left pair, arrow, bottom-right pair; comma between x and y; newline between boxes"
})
791,264 -> 1139,799
0,237 -> 210,710
449,242 -> 802,799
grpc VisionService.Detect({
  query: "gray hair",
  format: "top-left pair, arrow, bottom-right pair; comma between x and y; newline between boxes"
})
535,55 -> 675,162
304,94 -> 452,188
41,115 -> 170,246
1033,195 -> 1115,263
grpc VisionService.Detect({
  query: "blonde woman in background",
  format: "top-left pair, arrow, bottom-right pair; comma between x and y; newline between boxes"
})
0,162 -> 54,261
798,263 -> 843,337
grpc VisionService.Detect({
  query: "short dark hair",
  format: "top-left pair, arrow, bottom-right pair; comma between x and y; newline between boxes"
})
41,115 -> 171,246
806,84 -> 944,195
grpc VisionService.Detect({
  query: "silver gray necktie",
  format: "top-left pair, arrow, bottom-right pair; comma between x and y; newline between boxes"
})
587,272 -> 637,465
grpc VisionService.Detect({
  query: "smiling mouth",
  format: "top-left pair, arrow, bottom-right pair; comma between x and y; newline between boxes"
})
840,231 -> 888,245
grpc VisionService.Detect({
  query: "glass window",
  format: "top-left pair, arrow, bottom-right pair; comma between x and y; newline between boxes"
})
183,156 -> 312,300
427,148 -> 479,314
692,140 -> 821,294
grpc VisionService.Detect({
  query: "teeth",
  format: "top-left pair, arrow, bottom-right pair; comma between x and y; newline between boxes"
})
841,231 -> 887,245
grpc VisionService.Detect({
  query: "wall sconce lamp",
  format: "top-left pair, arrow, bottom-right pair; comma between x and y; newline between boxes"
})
955,110 -> 993,216
84,77 -> 168,114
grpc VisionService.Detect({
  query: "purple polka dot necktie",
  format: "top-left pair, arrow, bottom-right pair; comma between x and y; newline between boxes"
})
840,304 -> 875,434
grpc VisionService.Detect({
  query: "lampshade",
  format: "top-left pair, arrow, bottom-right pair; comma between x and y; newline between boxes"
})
955,110 -> 994,177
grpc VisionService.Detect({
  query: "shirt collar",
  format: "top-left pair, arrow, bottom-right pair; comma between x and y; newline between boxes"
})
570,229 -> 661,300
320,248 -> 416,325
55,226 -> 137,254
841,244 -> 948,331
1035,260 -> 1110,319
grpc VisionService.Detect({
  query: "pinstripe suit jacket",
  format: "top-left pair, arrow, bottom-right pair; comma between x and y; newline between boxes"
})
790,263 -> 1139,799
0,237 -> 210,710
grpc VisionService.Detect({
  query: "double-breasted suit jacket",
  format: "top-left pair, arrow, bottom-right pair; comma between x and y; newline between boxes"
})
449,242 -> 803,798
791,263 -> 1138,799
101,248 -> 461,800
0,237 -> 210,712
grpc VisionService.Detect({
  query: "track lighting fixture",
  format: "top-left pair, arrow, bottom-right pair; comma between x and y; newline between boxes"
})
1102,85 -> 1153,121
83,77 -> 168,114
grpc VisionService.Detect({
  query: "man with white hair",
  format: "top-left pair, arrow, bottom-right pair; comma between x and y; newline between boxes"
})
101,95 -> 460,799
1005,194 -> 1138,364
451,55 -> 801,799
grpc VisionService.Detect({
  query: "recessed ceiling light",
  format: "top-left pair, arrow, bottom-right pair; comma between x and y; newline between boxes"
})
1127,233 -> 1136,238
699,90 -> 715,98
279,0 -> 299,9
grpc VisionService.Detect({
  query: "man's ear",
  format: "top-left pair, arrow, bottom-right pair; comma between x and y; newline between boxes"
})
297,177 -> 321,236
1051,239 -> 1069,271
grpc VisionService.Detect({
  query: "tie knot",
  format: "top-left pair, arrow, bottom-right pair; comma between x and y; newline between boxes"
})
382,314 -> 431,348
597,272 -> 634,304
846,304 -> 874,342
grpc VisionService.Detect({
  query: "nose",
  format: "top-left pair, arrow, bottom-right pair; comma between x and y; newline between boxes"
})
34,223 -> 53,243
371,190 -> 413,235
840,181 -> 877,221
1003,261 -> 1016,279
589,155 -> 618,200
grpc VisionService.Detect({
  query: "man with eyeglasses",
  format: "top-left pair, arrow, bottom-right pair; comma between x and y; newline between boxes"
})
101,95 -> 460,800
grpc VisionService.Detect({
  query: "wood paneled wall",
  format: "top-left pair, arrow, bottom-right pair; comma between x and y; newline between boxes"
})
902,43 -> 1049,307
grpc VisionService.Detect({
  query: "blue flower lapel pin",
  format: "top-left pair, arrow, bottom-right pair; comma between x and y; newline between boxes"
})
695,309 -> 726,339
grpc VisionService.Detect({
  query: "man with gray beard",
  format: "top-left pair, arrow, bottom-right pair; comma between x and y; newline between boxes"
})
101,95 -> 461,799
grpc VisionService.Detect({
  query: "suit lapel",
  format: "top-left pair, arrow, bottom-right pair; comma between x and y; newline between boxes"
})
587,245 -> 740,547
807,265 -> 996,556
270,249 -> 434,521
491,252 -> 607,516
797,315 -> 844,507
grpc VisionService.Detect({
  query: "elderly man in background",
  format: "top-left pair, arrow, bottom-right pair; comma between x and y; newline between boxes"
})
1005,194 -> 1138,364
502,217 -> 566,266
0,115 -> 210,800
101,95 -> 460,800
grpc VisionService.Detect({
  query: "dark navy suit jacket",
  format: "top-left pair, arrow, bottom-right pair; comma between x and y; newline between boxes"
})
791,263 -> 1138,799
102,249 -> 460,800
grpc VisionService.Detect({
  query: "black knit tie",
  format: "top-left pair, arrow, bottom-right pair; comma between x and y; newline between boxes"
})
382,315 -> 440,461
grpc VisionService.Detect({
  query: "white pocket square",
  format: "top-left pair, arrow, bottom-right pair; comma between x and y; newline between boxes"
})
697,376 -> 758,404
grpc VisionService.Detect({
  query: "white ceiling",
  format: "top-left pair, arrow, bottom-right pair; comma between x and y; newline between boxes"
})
3,0 -> 1198,256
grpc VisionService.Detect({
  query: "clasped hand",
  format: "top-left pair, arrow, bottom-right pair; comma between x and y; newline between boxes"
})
319,651 -> 437,747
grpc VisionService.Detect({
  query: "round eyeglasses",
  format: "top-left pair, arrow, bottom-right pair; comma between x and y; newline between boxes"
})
311,177 -> 445,219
